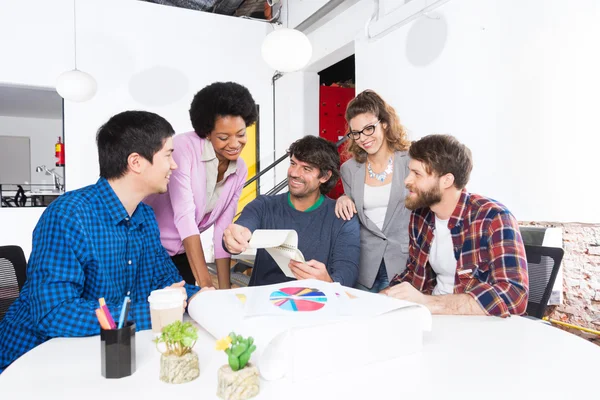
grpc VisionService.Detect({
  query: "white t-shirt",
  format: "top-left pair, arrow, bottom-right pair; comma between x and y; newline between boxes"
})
363,183 -> 391,231
429,216 -> 457,295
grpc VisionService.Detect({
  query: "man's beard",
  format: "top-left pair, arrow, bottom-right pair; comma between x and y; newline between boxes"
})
405,182 -> 442,210
287,176 -> 311,198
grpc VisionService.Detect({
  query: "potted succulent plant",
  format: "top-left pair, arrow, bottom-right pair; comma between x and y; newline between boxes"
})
154,320 -> 200,384
215,332 -> 259,400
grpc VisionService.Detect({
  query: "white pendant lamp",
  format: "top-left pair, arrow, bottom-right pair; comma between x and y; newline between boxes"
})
56,0 -> 97,102
56,69 -> 97,102
261,28 -> 313,73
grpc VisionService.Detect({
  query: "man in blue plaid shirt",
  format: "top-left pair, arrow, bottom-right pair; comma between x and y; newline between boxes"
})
0,111 -> 210,373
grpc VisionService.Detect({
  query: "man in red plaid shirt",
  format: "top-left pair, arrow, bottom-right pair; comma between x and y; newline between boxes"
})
382,135 -> 528,317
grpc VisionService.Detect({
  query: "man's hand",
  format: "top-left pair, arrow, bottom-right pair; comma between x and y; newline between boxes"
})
289,260 -> 333,283
385,282 -> 426,305
223,223 -> 252,254
188,286 -> 216,305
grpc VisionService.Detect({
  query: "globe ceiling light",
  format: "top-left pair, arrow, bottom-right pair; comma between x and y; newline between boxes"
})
261,28 -> 313,73
56,69 -> 97,103
56,0 -> 97,102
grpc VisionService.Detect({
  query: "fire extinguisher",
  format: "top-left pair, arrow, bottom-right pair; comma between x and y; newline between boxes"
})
55,137 -> 65,167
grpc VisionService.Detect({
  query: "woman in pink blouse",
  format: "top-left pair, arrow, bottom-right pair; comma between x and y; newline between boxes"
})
145,82 -> 258,288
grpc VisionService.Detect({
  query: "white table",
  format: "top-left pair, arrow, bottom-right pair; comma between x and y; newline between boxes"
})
1,316 -> 597,399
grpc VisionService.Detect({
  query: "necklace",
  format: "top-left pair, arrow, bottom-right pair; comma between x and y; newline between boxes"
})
367,156 -> 393,183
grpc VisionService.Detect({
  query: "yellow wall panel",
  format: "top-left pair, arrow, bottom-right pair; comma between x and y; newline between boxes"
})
236,122 -> 257,217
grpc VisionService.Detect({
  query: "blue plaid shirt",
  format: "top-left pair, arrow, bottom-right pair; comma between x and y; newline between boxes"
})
0,178 -> 198,373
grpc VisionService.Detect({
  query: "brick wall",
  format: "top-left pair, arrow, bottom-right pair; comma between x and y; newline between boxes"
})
521,222 -> 600,345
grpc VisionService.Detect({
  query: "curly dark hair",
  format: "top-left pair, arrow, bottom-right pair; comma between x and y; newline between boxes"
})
409,134 -> 473,189
287,136 -> 340,195
189,82 -> 258,138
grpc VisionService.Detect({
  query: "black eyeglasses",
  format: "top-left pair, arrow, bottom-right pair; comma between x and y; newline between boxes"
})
346,120 -> 381,140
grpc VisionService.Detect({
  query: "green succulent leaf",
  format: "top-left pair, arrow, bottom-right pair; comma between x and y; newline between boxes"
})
181,336 -> 193,348
232,343 -> 247,357
220,332 -> 257,370
228,353 -> 240,371
239,351 -> 251,369
153,320 -> 198,356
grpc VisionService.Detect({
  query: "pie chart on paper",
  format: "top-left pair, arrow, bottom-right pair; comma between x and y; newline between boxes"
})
269,287 -> 328,312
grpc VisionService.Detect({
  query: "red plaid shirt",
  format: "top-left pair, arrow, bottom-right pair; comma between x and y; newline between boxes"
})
390,189 -> 528,317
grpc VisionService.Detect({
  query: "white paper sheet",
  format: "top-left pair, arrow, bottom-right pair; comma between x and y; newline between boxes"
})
187,280 -> 432,381
248,230 -> 304,278
243,279 -> 343,318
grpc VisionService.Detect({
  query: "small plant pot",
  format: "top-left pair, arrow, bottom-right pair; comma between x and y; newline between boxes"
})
217,363 -> 260,400
159,351 -> 200,384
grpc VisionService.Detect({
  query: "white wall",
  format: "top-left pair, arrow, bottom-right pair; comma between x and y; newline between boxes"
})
285,0 -> 329,28
300,0 -> 599,223
356,0 -> 600,223
0,0 -> 275,257
0,209 -> 45,259
0,116 -> 63,186
304,0 -> 372,73
272,71 -> 320,186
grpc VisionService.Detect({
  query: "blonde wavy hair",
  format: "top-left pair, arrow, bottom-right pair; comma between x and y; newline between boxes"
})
344,90 -> 410,163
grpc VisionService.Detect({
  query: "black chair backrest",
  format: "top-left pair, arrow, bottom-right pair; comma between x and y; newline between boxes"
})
525,245 -> 564,319
0,245 -> 27,322
15,185 -> 27,207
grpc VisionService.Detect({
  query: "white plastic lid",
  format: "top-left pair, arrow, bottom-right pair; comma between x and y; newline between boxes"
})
148,288 -> 184,308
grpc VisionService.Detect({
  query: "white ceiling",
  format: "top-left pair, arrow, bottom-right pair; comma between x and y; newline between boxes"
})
0,85 -> 63,120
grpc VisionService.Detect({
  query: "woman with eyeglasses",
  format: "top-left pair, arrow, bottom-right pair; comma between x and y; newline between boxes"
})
335,89 -> 411,292
145,82 -> 258,289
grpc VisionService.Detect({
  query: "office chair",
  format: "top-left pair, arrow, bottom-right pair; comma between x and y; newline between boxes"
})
525,244 -> 564,319
15,185 -> 28,207
0,245 -> 27,322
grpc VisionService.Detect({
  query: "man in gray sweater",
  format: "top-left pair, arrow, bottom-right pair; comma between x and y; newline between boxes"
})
223,136 -> 360,287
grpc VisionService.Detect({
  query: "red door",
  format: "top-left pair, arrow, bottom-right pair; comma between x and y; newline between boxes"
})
319,86 -> 355,199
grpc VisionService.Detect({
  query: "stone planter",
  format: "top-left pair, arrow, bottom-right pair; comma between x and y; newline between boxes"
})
217,363 -> 260,400
159,351 -> 200,384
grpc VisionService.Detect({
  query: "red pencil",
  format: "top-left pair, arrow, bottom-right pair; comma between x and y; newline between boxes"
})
98,298 -> 117,329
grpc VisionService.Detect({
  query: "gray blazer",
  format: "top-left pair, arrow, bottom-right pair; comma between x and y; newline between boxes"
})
340,151 -> 411,288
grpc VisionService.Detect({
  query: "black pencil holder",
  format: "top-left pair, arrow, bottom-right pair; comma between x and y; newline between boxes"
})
100,321 -> 136,379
